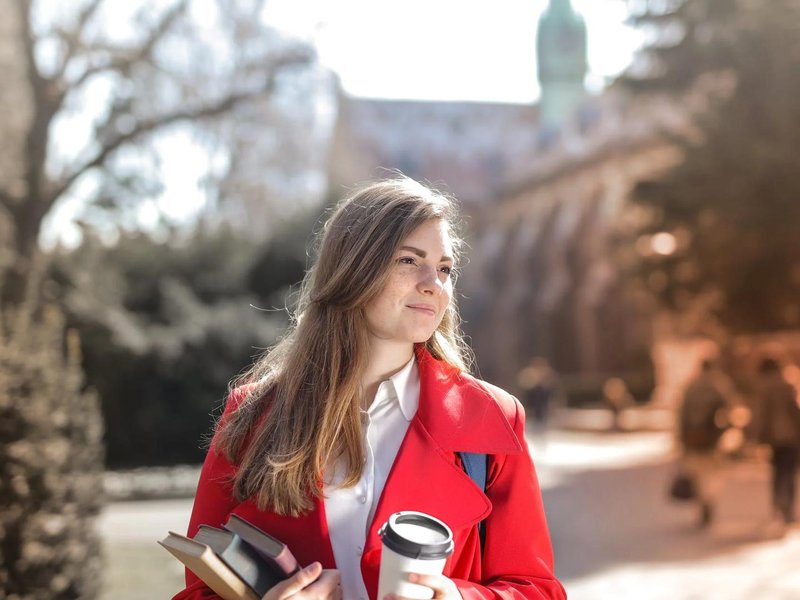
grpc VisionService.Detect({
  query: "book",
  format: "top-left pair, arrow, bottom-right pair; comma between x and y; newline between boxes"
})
158,532 -> 260,600
195,525 -> 283,597
223,514 -> 300,578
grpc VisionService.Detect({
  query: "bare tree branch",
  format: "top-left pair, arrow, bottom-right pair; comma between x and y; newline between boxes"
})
69,0 -> 189,90
54,0 -> 105,77
0,188 -> 17,216
75,0 -> 105,35
15,0 -> 44,95
46,49 -> 311,209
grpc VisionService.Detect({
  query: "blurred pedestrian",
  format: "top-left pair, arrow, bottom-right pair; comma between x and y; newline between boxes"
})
518,357 -> 559,431
603,377 -> 633,432
754,357 -> 800,525
677,359 -> 733,527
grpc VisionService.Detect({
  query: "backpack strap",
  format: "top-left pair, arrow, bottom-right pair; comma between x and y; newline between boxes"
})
458,452 -> 488,553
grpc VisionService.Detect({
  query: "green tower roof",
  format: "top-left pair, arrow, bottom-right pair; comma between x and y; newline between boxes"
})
537,0 -> 588,85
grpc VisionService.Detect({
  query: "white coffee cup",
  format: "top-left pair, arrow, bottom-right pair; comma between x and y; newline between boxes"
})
377,511 -> 454,600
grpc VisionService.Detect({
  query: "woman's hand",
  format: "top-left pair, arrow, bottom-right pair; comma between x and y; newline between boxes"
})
261,562 -> 342,600
384,572 -> 463,600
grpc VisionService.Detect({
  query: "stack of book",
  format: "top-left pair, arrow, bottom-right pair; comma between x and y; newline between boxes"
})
160,514 -> 299,600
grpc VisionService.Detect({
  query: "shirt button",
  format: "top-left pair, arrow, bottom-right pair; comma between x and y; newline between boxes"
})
359,495 -> 367,503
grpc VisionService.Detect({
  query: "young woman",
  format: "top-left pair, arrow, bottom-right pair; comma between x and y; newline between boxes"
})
174,178 -> 565,600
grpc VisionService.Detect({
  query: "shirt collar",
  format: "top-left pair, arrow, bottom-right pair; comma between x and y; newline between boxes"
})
369,354 -> 419,422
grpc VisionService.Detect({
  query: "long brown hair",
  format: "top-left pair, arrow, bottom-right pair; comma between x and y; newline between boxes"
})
215,177 -> 472,516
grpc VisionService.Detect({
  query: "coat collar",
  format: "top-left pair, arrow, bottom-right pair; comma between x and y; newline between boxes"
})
413,344 -> 522,455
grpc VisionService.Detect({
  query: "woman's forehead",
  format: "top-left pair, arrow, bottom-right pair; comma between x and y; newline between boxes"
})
399,220 -> 454,254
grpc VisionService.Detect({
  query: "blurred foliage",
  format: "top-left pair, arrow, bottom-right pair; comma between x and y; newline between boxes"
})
0,304 -> 104,598
48,218 -> 315,468
618,0 -> 800,335
619,0 -> 739,94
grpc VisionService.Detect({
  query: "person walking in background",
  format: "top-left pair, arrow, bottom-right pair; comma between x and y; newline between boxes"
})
173,177 -> 566,600
677,359 -> 733,528
755,356 -> 800,525
518,357 -> 560,431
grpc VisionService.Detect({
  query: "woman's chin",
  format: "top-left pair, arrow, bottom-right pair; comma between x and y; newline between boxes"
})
412,330 -> 438,344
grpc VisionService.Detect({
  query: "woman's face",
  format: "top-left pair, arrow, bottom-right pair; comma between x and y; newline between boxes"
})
364,219 -> 454,348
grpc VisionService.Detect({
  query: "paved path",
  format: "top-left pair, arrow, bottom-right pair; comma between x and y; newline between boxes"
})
531,429 -> 800,600
98,498 -> 192,599
100,429 -> 800,599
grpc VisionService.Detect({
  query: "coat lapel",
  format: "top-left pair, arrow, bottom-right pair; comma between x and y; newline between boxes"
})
360,346 -> 522,596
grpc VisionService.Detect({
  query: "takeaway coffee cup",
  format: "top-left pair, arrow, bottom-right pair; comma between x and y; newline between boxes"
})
377,511 -> 454,600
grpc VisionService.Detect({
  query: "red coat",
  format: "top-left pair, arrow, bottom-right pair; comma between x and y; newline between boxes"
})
173,347 -> 566,599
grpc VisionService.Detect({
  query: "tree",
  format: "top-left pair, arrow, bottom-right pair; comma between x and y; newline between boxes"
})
0,0 -> 315,309
0,1 -> 318,596
618,0 -> 800,335
618,0 -> 739,94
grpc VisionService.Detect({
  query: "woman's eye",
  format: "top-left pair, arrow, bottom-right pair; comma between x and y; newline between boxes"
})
439,265 -> 453,275
398,256 -> 416,265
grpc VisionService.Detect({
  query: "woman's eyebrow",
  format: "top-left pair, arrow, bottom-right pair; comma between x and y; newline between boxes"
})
398,245 -> 454,263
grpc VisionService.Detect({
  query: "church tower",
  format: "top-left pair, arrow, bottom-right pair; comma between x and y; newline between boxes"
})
536,0 -> 588,128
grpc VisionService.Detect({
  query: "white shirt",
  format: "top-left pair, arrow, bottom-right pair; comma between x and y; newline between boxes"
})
323,356 -> 420,600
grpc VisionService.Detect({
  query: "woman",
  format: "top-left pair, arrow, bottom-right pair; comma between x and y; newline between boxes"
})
174,178 -> 565,600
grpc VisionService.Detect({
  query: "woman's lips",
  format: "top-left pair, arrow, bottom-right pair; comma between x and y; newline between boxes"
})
407,304 -> 436,316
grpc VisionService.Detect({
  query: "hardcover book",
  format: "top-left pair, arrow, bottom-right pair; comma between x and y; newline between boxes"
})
160,515 -> 299,599
223,514 -> 301,577
195,525 -> 282,597
159,532 -> 260,600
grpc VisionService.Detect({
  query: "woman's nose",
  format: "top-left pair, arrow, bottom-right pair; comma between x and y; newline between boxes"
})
417,265 -> 443,295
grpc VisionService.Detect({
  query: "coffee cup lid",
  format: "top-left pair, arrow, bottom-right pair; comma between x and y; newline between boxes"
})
378,511 -> 454,560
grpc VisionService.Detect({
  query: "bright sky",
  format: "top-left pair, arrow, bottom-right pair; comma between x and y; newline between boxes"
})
263,0 -> 642,102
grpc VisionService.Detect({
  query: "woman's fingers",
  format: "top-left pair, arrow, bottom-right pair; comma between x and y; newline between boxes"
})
299,568 -> 342,598
262,562 -> 322,599
259,563 -> 344,600
398,572 -> 461,599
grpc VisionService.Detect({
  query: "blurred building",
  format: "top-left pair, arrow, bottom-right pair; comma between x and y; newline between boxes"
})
328,0 -> 590,207
327,0 -> 685,399
465,96 -> 683,391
